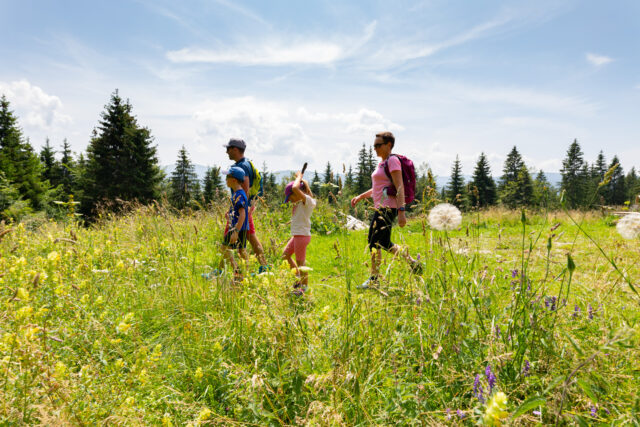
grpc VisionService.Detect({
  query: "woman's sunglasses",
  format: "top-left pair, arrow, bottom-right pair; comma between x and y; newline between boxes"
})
373,142 -> 388,149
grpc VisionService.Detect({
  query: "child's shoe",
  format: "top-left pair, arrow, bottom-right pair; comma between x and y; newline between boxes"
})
410,260 -> 423,275
357,276 -> 378,289
258,265 -> 271,274
202,269 -> 223,280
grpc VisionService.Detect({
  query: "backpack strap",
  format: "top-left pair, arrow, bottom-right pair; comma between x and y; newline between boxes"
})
383,154 -> 399,184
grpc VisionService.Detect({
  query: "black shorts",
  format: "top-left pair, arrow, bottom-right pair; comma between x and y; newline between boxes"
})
222,229 -> 248,249
368,208 -> 397,251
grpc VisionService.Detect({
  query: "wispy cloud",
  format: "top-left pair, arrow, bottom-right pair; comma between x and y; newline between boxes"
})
167,21 -> 376,66
586,52 -> 613,66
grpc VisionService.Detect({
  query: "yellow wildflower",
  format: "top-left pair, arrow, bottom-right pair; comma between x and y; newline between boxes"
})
95,296 -> 104,305
117,322 -> 131,334
54,361 -> 67,379
151,344 -> 162,362
162,414 -> 173,427
198,408 -> 212,421
114,358 -> 124,369
47,251 -> 61,263
138,368 -> 148,385
116,260 -> 125,269
15,306 -> 33,320
483,391 -> 508,426
194,367 -> 204,380
23,326 -> 40,341
16,287 -> 29,301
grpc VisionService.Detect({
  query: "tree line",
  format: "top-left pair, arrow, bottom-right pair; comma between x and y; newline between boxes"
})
1,90 -> 639,222
440,142 -> 639,210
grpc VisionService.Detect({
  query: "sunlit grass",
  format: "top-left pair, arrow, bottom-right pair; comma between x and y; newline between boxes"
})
1,202 -> 639,424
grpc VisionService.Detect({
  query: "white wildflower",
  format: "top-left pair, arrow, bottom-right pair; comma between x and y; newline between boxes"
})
428,203 -> 462,231
298,266 -> 313,272
617,212 -> 640,239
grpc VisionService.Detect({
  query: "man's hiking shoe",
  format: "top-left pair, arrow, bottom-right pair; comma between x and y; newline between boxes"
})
202,269 -> 223,280
357,276 -> 378,290
411,260 -> 423,275
258,265 -> 270,274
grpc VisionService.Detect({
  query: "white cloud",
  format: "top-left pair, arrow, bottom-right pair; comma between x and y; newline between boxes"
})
191,97 -> 404,169
194,97 -> 310,156
0,80 -> 72,130
297,107 -> 403,134
167,21 -> 376,66
586,52 -> 613,66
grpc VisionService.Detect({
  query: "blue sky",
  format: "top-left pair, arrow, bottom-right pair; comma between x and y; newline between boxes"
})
1,0 -> 639,176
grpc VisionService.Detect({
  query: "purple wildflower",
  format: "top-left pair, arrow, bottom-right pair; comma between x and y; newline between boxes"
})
473,374 -> 485,403
545,296 -> 557,311
590,406 -> 597,417
446,408 -> 451,420
416,297 -> 422,306
485,365 -> 496,392
417,253 -> 421,261
495,325 -> 501,338
533,410 -> 541,416
588,304 -> 594,320
522,360 -> 530,377
457,409 -> 465,419
511,269 -> 518,278
573,305 -> 580,318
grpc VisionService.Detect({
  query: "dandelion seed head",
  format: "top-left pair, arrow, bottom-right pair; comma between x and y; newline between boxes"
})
428,203 -> 462,231
616,212 -> 640,239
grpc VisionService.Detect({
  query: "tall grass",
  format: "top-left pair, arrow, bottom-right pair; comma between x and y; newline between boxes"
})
0,198 -> 638,425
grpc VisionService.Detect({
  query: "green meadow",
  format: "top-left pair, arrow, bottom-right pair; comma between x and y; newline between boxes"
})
1,202 -> 639,425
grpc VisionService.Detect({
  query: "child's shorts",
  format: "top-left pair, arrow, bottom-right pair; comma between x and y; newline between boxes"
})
222,229 -> 248,249
283,235 -> 312,265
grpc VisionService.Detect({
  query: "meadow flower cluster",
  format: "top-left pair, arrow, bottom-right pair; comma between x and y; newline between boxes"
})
0,203 -> 638,424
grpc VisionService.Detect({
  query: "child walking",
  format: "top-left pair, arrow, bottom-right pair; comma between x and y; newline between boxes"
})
217,166 -> 249,282
282,171 -> 316,294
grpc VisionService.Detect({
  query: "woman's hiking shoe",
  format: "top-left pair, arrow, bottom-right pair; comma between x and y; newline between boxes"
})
357,276 -> 378,289
202,269 -> 223,280
411,260 -> 423,275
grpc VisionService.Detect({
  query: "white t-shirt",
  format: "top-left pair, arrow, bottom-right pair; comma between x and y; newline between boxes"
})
291,194 -> 316,236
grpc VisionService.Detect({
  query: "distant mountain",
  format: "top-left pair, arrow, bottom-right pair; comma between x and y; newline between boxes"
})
163,164 -> 563,189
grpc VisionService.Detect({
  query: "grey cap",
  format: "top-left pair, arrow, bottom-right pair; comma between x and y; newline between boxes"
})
223,138 -> 246,150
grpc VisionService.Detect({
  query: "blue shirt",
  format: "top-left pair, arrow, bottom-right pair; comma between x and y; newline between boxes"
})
231,157 -> 254,204
229,189 -> 249,231
233,157 -> 254,187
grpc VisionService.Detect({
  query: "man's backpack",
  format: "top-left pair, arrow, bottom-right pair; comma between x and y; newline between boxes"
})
383,154 -> 416,204
248,160 -> 264,199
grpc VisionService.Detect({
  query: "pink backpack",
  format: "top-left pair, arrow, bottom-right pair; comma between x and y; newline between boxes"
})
383,154 -> 416,204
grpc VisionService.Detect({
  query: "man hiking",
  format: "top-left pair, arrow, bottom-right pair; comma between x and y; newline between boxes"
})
224,138 -> 269,273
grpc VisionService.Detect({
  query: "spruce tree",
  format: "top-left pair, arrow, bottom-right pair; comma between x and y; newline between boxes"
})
470,152 -> 496,208
0,95 -> 46,209
355,143 -> 370,193
344,165 -> 355,196
593,151 -> 607,180
560,139 -> 587,209
169,146 -> 200,209
40,138 -> 59,186
605,156 -> 626,205
203,166 -> 223,203
310,170 -> 320,196
626,167 -> 639,204
59,139 -> 75,196
446,155 -> 465,208
500,147 -> 532,208
80,90 -> 162,215
323,162 -> 334,184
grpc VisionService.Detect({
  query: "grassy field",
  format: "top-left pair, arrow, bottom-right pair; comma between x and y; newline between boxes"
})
1,202 -> 639,425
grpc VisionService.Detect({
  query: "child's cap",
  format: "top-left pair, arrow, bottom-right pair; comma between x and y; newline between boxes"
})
223,166 -> 246,182
284,180 -> 305,203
